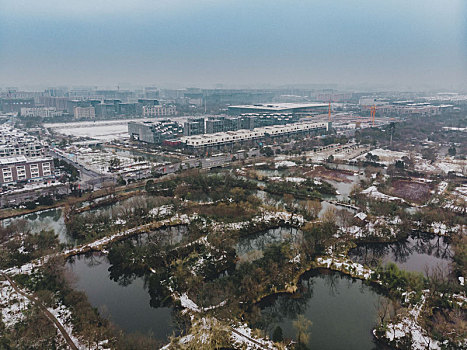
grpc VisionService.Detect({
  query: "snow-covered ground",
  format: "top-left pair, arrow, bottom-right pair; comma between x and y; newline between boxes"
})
316,256 -> 373,279
361,185 -> 406,203
356,148 -> 408,165
415,157 -> 466,176
161,317 -> 277,350
269,176 -> 306,183
211,210 -> 305,233
275,160 -> 296,168
378,292 -> 442,350
0,279 -> 31,328
47,302 -> 100,350
46,118 -> 154,141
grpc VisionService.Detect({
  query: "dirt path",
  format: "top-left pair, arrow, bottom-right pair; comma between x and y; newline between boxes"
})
1,273 -> 79,350
230,327 -> 274,349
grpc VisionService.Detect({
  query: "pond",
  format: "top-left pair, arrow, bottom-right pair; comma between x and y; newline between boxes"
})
348,232 -> 452,274
254,270 -> 383,350
236,226 -> 302,263
319,172 -> 362,202
130,225 -> 188,246
67,253 -> 180,342
1,208 -> 74,245
1,195 -> 152,246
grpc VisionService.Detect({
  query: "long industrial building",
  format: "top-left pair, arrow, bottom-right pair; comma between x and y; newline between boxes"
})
179,121 -> 330,148
227,102 -> 328,115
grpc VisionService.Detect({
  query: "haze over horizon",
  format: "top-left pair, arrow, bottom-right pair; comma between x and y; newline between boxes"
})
0,0 -> 466,90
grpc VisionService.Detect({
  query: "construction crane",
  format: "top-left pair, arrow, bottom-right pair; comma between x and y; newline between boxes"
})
305,101 -> 332,120
361,105 -> 377,127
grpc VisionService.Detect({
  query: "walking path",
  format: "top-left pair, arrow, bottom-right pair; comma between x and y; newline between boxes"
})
1,273 -> 79,350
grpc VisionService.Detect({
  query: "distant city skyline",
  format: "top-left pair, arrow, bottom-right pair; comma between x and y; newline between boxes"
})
0,0 -> 466,90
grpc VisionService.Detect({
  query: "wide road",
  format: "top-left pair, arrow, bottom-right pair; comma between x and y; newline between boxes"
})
50,150 -> 115,188
152,149 -> 261,174
0,184 -> 69,208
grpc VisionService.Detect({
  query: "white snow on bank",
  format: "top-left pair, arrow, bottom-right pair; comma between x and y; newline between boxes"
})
114,218 -> 126,225
161,319 -> 277,350
149,204 -> 173,218
380,293 -> 441,350
436,181 -> 448,195
179,293 -> 202,313
285,177 -> 306,183
340,216 -> 399,239
48,303 -> 100,350
269,176 -> 306,183
429,222 -> 463,236
275,160 -> 296,168
355,212 -> 367,221
316,257 -> 373,279
3,259 -> 48,276
231,324 -> 276,349
211,210 -> 304,233
178,293 -> 227,314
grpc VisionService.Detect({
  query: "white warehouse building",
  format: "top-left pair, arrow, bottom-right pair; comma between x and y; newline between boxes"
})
179,121 -> 330,148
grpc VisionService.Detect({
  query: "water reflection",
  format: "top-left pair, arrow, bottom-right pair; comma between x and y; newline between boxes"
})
236,227 -> 302,263
254,270 -> 381,350
67,253 -> 180,341
348,233 -> 452,274
1,208 -> 73,245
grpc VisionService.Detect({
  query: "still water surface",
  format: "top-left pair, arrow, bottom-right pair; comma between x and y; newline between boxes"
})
67,253 -> 178,341
348,233 -> 452,274
256,270 -> 383,350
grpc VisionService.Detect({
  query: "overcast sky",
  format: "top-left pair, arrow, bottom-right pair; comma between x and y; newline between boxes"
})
0,0 -> 466,90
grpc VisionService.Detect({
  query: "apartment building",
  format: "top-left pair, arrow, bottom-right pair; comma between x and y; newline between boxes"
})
74,106 -> 96,119
0,156 -> 54,184
0,124 -> 47,157
142,105 -> 177,117
20,107 -> 63,118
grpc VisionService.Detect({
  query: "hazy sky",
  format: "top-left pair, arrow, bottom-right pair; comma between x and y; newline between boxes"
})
0,0 -> 466,90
